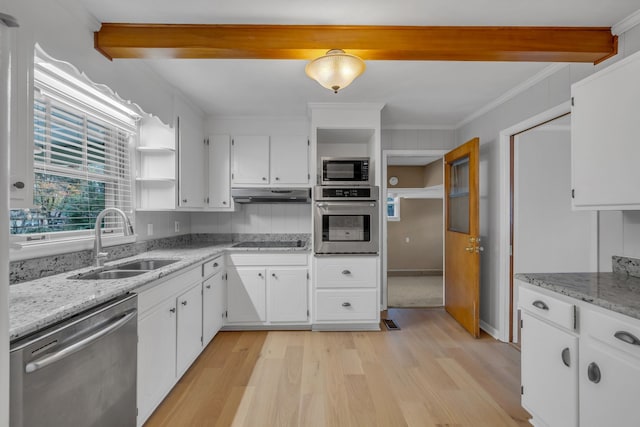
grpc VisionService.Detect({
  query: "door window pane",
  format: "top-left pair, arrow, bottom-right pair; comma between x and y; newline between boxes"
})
449,156 -> 470,233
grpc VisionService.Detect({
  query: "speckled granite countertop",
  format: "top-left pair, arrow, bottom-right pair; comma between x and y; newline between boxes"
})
516,272 -> 640,320
9,242 -> 310,341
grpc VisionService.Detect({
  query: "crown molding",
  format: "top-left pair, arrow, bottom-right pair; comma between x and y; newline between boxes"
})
612,8 -> 640,35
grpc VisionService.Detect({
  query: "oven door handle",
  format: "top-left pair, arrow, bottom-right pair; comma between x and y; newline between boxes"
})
25,310 -> 137,374
316,202 -> 377,208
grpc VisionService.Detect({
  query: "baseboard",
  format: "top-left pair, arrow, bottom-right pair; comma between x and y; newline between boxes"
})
312,323 -> 381,331
387,269 -> 443,277
480,320 -> 500,340
221,324 -> 312,331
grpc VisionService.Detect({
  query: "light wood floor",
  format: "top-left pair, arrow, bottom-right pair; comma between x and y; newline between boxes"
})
145,308 -> 530,427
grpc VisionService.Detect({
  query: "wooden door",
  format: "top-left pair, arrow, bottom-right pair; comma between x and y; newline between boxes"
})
444,137 -> 480,337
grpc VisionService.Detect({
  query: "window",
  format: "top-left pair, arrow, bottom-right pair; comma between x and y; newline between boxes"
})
387,195 -> 400,221
10,52 -> 137,246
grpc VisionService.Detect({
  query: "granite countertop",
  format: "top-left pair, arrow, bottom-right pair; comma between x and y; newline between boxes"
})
515,272 -> 640,320
9,241 -> 311,342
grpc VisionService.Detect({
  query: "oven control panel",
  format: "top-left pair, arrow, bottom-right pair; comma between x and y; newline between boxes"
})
315,186 -> 378,201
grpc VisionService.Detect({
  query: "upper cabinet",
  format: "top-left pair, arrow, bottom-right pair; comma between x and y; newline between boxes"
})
231,135 -> 309,187
175,96 -> 207,209
207,134 -> 233,209
571,50 -> 640,210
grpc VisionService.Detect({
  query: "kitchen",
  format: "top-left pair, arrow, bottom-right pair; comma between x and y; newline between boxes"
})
3,0 -> 640,426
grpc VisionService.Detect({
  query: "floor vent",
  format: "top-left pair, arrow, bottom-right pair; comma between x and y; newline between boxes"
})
383,319 -> 401,330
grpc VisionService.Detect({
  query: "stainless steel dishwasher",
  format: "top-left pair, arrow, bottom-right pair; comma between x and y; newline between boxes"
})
10,293 -> 138,427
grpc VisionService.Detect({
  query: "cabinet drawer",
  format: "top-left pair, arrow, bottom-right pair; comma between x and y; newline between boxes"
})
202,256 -> 223,278
315,257 -> 377,288
581,307 -> 640,360
315,289 -> 377,321
519,285 -> 576,330
229,253 -> 308,266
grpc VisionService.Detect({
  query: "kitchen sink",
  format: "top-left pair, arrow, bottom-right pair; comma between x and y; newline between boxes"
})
113,259 -> 178,271
71,270 -> 147,280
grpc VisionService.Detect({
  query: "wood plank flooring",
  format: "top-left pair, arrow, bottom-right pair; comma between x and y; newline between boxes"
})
145,308 -> 530,427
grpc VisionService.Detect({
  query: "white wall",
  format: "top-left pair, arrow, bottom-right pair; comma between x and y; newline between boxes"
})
514,128 -> 597,273
191,204 -> 311,235
381,128 -> 456,151
456,24 -> 640,335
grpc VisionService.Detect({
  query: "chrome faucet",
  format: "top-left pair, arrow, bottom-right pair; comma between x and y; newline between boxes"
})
94,208 -> 134,266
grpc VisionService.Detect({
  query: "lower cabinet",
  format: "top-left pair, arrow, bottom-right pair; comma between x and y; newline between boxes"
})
225,253 -> 309,326
203,270 -> 225,345
176,283 -> 203,377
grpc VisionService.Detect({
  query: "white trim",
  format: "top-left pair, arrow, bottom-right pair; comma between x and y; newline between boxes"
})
381,149 -> 448,310
480,320 -> 500,340
612,8 -> 640,36
456,64 -> 569,129
497,101 -> 571,343
10,234 -> 137,261
382,124 -> 457,131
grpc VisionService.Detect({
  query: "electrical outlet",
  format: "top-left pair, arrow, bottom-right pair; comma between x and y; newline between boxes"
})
147,223 -> 153,236
174,221 -> 180,233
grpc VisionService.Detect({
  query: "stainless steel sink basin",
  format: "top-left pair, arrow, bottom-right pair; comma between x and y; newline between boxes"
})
113,259 -> 178,271
71,270 -> 147,280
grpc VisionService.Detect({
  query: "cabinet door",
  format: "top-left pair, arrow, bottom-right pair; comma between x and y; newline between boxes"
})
571,50 -> 640,210
227,267 -> 266,322
178,115 -> 206,208
231,135 -> 270,185
580,338 -> 640,427
203,272 -> 225,344
521,312 -> 578,427
270,135 -> 309,185
176,283 -> 203,376
208,134 -> 232,209
137,299 -> 177,425
268,268 -> 308,322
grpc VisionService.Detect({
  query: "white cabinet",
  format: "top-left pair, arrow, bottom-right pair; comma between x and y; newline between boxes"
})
137,298 -> 177,425
136,116 -> 177,210
270,135 -> 310,185
203,272 -> 225,344
136,266 -> 202,426
227,267 -> 267,323
176,282 -> 203,376
231,135 -> 309,186
518,285 -> 578,427
177,115 -> 207,208
571,49 -> 640,210
268,268 -> 308,322
313,256 -> 379,330
225,253 -> 309,326
231,135 -> 270,185
207,134 -> 233,209
579,307 -> 640,427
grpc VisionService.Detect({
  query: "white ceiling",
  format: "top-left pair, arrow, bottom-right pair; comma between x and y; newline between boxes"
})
76,0 -> 640,128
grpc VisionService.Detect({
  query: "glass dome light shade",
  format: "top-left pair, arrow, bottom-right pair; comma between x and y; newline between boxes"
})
305,49 -> 366,93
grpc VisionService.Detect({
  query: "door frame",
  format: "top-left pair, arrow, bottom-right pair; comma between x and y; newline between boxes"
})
381,149 -> 449,310
497,101 -> 581,342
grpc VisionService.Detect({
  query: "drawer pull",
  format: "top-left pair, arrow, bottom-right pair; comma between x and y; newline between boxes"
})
206,285 -> 211,289
532,300 -> 549,311
342,270 -> 351,275
614,331 -> 640,346
561,347 -> 571,367
213,262 -> 219,268
169,308 -> 176,313
587,362 -> 601,384
181,300 -> 188,306
342,302 -> 352,307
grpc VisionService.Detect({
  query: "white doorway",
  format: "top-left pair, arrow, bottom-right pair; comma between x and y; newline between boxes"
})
381,150 -> 448,310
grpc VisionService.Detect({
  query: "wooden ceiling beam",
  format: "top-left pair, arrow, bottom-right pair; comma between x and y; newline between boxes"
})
94,24 -> 617,64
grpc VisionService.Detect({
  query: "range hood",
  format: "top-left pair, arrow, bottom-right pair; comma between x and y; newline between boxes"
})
231,188 -> 311,204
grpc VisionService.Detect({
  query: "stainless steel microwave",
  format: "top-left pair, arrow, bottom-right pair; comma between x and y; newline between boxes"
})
321,157 -> 371,186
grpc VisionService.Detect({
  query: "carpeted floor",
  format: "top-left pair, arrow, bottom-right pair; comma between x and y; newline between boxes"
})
388,275 -> 444,308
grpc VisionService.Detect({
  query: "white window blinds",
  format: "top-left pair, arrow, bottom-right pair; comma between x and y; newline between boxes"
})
9,60 -> 136,238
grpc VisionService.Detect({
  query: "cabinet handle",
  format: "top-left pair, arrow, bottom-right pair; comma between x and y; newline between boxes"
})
169,308 -> 176,313
275,177 -> 280,181
614,331 -> 640,346
258,273 -> 263,278
206,285 -> 211,289
342,270 -> 351,275
272,273 -> 276,278
532,300 -> 549,311
561,347 -> 571,367
223,201 -> 227,205
262,177 -> 267,181
587,362 -> 601,384
342,302 -> 351,307
13,181 -> 25,189
182,199 -> 187,203
213,262 -> 219,267
181,300 -> 188,306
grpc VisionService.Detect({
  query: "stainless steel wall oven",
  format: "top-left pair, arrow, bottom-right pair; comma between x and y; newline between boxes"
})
314,186 -> 379,254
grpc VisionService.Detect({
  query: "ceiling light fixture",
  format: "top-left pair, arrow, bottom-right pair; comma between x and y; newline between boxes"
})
305,49 -> 366,94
